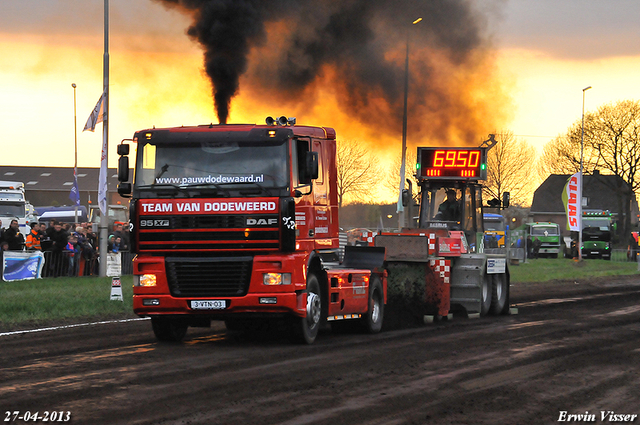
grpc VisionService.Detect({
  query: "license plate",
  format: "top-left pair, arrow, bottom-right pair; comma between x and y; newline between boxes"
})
190,300 -> 227,310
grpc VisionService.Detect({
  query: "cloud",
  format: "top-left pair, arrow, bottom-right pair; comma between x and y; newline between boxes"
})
495,0 -> 640,59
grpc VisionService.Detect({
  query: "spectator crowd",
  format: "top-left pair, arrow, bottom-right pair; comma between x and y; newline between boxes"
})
0,219 -> 130,277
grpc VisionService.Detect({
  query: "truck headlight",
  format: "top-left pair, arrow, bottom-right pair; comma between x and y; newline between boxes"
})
263,273 -> 291,285
135,274 -> 157,287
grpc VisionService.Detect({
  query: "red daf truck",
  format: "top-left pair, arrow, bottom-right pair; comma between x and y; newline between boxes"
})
116,117 -> 386,343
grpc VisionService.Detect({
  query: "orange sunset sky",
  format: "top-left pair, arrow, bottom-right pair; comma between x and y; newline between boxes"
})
2,0 -> 640,204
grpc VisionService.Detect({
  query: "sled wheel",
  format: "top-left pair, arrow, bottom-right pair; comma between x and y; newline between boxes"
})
490,273 -> 508,316
480,273 -> 492,316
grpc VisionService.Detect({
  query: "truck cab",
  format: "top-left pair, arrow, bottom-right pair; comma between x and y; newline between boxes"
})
526,222 -> 561,258
580,210 -> 612,260
117,118 -> 386,343
0,181 -> 38,238
483,213 -> 507,248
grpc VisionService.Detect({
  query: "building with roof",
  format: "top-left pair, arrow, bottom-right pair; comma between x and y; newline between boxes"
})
530,172 -> 639,237
0,166 -> 131,209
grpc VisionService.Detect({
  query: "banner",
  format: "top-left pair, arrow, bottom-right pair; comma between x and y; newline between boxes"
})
2,251 -> 45,282
563,172 -> 581,231
106,252 -> 121,277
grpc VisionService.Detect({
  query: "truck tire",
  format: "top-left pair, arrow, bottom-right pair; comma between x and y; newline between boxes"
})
480,273 -> 492,316
490,273 -> 508,315
293,273 -> 322,344
151,317 -> 188,342
361,275 -> 384,333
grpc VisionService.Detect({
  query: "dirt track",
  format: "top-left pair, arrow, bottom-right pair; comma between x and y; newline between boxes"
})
1,275 -> 640,425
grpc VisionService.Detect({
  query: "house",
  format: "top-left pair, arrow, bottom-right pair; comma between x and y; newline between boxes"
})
530,171 -> 639,237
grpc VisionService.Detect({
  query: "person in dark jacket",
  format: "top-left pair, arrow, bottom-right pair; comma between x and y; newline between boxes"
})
49,221 -> 69,277
532,237 -> 542,259
4,219 -> 25,251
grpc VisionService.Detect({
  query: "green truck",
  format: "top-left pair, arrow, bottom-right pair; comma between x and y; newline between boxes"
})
522,222 -> 561,258
580,210 -> 612,260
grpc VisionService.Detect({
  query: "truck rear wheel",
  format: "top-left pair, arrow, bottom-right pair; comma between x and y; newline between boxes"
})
490,273 -> 508,315
480,273 -> 492,316
361,275 -> 384,333
293,273 -> 322,344
151,317 -> 188,342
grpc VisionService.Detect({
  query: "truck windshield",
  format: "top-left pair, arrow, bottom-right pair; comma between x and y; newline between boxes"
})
484,220 -> 505,231
135,140 -> 289,191
0,193 -> 24,201
0,202 -> 25,217
583,219 -> 610,231
531,226 -> 559,236
430,188 -> 463,222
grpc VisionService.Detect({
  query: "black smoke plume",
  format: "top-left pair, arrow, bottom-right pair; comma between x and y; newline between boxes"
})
153,0 -> 506,142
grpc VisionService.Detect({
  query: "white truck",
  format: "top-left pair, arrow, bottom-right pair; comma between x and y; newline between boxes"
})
0,181 -> 38,237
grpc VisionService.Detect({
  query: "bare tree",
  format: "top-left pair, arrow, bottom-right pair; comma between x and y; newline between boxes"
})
383,151 -> 419,204
336,141 -> 379,207
537,120 -> 601,178
483,131 -> 537,207
540,100 -> 640,237
586,100 -> 640,236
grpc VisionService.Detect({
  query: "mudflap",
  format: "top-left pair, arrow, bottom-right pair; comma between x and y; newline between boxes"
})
425,259 -> 451,317
342,245 -> 386,270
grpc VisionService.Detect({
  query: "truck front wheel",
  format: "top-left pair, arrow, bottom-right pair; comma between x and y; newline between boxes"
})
293,273 -> 322,344
151,317 -> 188,342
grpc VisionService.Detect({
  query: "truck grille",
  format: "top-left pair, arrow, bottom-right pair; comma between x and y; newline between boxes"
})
138,214 -> 279,253
165,256 -> 253,298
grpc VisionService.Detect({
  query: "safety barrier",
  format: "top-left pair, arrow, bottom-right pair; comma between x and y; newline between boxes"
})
2,251 -> 135,278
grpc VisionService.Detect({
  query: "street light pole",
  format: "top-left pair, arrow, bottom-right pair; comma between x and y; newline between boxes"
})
579,85 -> 592,261
397,17 -> 422,230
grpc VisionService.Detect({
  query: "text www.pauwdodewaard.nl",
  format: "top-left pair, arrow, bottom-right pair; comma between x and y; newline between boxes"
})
155,174 -> 264,185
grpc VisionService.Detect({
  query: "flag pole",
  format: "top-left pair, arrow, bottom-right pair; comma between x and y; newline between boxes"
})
72,83 -> 78,225
99,0 -> 110,277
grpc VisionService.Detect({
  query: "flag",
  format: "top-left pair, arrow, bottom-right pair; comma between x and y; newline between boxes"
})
98,136 -> 108,216
562,172 -> 581,231
69,168 -> 80,206
83,93 -> 105,132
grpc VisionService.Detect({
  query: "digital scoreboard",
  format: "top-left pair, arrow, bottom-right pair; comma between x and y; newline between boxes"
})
417,147 -> 487,180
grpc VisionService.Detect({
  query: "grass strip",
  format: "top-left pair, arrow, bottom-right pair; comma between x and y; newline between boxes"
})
0,276 -> 135,331
508,258 -> 639,283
